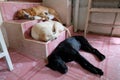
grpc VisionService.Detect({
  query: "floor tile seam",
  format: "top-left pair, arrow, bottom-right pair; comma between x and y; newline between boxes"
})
13,62 -> 42,80
21,63 -> 46,80
25,67 -> 44,80
95,57 -> 109,80
65,71 -> 85,80
17,53 -> 39,62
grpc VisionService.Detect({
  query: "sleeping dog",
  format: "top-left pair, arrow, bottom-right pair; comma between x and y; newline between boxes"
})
46,36 -> 105,76
31,20 -> 71,42
13,5 -> 62,23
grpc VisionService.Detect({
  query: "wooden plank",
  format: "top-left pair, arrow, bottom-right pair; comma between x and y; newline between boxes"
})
90,8 -> 120,13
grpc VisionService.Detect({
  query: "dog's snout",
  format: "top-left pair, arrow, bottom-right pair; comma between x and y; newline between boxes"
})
60,68 -> 68,74
58,65 -> 68,74
64,68 -> 68,73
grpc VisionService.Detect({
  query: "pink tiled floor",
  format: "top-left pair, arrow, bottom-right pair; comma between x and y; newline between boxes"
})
0,33 -> 120,80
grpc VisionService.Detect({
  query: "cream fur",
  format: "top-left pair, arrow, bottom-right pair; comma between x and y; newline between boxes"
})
31,20 -> 71,42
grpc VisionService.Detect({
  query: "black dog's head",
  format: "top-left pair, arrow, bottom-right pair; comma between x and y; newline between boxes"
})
46,57 -> 68,74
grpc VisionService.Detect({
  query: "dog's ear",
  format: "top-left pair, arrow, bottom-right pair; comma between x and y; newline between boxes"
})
45,63 -> 57,70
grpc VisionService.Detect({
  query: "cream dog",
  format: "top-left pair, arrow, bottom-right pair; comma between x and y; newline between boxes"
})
31,20 -> 71,42
13,5 -> 62,23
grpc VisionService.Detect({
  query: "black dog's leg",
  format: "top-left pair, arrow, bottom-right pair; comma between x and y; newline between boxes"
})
66,48 -> 104,76
75,36 -> 105,61
75,54 -> 103,76
75,52 -> 103,75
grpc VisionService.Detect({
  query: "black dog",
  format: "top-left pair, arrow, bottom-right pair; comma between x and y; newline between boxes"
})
46,36 -> 105,76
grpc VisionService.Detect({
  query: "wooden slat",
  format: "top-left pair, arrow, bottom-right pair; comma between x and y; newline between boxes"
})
90,8 -> 120,13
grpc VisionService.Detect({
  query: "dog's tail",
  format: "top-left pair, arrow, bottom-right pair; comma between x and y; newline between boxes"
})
64,27 -> 71,37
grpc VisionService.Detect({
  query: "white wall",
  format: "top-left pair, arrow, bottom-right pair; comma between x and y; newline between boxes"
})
43,0 -> 72,26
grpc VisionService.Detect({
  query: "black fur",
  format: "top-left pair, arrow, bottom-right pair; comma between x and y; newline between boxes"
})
46,36 -> 105,76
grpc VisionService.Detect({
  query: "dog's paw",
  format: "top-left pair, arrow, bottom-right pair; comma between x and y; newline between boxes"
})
96,68 -> 104,76
92,67 -> 104,76
93,49 -> 106,61
99,54 -> 106,61
89,66 -> 104,76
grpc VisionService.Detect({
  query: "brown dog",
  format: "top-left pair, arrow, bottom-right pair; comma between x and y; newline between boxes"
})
13,5 -> 62,23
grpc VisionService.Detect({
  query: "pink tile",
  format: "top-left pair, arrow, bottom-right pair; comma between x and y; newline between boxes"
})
0,71 -> 20,80
12,56 -> 39,77
106,55 -> 120,80
107,45 -> 120,57
0,62 -> 8,71
63,74 -> 83,80
9,52 -> 27,63
110,37 -> 120,45
20,60 -> 46,80
65,67 -> 95,80
30,67 -> 63,80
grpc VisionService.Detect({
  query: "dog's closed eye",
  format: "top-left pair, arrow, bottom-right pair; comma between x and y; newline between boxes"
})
44,12 -> 48,15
